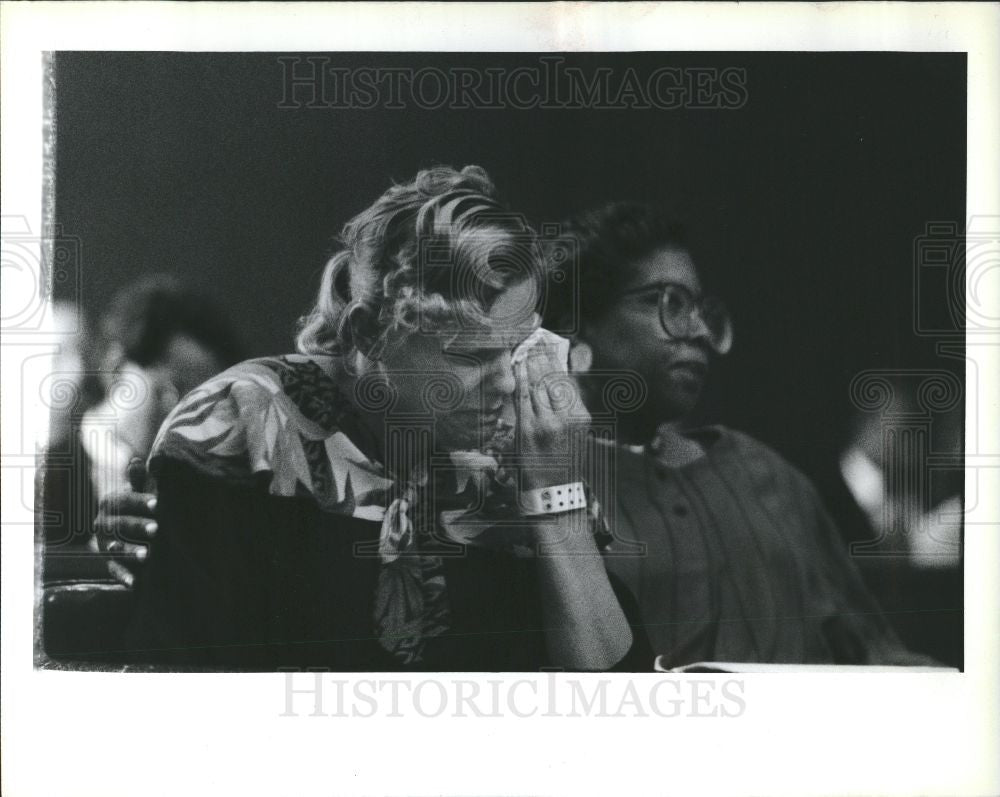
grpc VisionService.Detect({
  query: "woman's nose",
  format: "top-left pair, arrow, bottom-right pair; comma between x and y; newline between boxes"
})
687,310 -> 713,344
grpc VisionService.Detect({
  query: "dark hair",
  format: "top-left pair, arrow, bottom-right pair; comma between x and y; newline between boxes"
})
99,275 -> 244,370
543,201 -> 689,332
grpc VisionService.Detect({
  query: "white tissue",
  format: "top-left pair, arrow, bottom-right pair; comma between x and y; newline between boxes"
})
511,326 -> 570,371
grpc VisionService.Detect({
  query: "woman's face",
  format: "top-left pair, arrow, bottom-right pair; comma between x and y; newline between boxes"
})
381,279 -> 539,452
586,246 -> 712,423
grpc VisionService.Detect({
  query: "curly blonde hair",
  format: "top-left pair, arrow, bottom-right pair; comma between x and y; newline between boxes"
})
297,165 -> 543,358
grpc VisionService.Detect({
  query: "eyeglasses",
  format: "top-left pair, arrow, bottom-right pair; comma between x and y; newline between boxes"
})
616,281 -> 733,355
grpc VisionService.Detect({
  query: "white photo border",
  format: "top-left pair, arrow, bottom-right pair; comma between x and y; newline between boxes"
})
2,3 -> 998,796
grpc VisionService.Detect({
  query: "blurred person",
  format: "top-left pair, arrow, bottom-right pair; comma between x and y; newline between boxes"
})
838,380 -> 963,666
39,287 -> 242,660
545,202 -> 939,668
840,379 -> 962,569
40,300 -> 101,450
81,275 -> 244,501
78,276 -> 243,578
36,300 -> 103,579
105,166 -> 634,671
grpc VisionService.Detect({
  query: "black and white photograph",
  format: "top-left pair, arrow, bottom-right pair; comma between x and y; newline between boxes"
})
2,4 -> 998,796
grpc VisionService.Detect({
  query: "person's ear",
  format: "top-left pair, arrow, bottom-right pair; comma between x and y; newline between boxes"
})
345,304 -> 382,361
98,344 -> 126,391
569,339 -> 593,374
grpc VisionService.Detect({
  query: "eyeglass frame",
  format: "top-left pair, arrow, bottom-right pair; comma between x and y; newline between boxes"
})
611,280 -> 733,355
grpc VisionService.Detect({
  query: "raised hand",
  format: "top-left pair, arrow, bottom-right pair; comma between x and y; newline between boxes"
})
514,330 -> 590,492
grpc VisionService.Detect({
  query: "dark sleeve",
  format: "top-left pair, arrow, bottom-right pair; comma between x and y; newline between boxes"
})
607,570 -> 655,672
800,478 -> 941,666
124,459 -> 385,670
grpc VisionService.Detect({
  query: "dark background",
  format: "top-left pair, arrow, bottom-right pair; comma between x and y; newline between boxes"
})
53,50 -> 965,515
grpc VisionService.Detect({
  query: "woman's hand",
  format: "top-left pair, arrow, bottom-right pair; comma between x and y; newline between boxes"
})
515,332 -> 590,492
511,330 -> 632,670
90,458 -> 157,587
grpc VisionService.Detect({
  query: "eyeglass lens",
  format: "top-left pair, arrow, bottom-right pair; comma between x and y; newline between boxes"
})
660,285 -> 733,354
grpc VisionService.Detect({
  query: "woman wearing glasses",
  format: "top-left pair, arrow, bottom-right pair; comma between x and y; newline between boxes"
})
548,202 -> 932,668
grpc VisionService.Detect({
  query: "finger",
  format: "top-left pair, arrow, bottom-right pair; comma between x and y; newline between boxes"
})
531,379 -> 553,418
524,343 -> 552,387
127,457 -> 148,492
514,358 -> 529,406
106,560 -> 135,589
533,344 -> 580,419
95,514 -> 159,546
526,350 -> 554,417
515,359 -> 534,429
120,543 -> 149,562
99,491 -> 157,519
548,366 -> 586,418
103,539 -> 148,561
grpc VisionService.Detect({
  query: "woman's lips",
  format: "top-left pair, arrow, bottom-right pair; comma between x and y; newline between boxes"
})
667,361 -> 708,378
457,405 -> 503,424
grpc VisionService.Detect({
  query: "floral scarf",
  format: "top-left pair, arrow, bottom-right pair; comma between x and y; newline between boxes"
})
148,354 -> 605,665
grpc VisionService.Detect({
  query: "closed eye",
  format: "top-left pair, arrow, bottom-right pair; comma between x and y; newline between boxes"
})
442,347 -> 506,364
442,348 -> 481,363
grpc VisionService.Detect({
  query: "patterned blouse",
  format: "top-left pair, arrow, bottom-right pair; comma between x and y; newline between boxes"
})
136,353 -> 613,669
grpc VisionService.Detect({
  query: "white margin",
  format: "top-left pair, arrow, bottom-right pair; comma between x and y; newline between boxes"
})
2,3 -> 998,797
